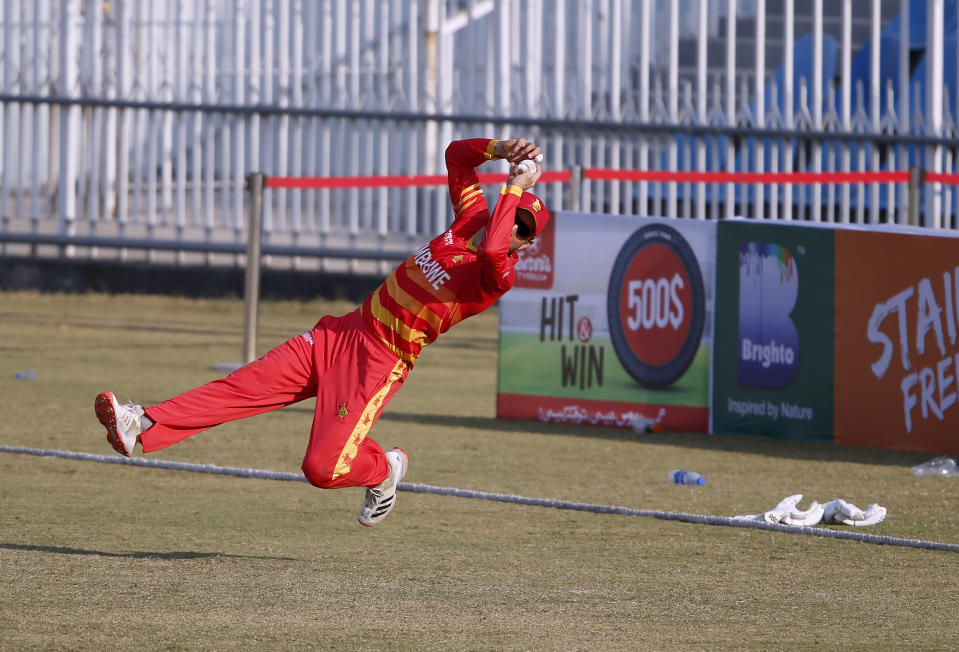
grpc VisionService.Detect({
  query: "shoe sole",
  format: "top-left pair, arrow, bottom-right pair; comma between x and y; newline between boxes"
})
358,496 -> 395,527
94,391 -> 131,457
358,447 -> 409,527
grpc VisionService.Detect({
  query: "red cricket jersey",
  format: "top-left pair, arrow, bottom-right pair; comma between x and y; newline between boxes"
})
360,138 -> 523,365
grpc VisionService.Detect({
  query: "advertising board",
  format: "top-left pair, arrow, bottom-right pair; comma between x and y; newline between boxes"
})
497,212 -> 715,433
834,227 -> 959,453
711,220 -> 835,440
501,213 -> 959,454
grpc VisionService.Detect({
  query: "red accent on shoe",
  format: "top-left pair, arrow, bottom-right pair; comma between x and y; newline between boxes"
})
94,391 -> 131,457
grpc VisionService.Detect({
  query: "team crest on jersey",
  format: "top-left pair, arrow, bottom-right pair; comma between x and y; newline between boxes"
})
531,199 -> 542,211
452,255 -> 464,263
336,402 -> 349,418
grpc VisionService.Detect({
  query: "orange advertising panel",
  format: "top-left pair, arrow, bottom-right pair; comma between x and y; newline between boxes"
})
835,228 -> 959,454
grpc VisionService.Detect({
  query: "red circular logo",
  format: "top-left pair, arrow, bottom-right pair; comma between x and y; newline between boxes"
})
617,243 -> 692,365
577,316 -> 593,342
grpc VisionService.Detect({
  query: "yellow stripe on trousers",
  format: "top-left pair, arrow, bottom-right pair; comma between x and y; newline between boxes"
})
332,359 -> 407,480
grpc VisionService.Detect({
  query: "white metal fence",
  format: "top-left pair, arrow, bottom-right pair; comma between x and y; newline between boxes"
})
2,0 -> 959,271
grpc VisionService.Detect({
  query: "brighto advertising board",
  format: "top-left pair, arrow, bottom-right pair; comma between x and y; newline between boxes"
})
711,219 -> 836,441
496,212 -> 716,433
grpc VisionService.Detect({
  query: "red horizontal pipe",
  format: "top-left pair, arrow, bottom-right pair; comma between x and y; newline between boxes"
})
265,168 -> 959,190
267,174 -> 446,189
265,170 -> 571,189
584,168 -> 911,184
924,171 -> 959,185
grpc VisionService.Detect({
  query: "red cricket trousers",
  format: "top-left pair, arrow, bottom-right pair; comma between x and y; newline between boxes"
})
139,308 -> 408,489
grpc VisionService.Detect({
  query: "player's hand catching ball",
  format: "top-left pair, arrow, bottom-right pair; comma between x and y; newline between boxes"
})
508,158 -> 543,191
495,137 -> 542,165
497,137 -> 544,191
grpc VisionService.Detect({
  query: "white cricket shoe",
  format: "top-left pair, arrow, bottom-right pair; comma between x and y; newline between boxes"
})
357,447 -> 408,527
94,391 -> 144,457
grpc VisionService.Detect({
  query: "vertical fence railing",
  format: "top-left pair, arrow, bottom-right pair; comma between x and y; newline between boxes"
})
243,172 -> 264,363
4,0 -> 959,270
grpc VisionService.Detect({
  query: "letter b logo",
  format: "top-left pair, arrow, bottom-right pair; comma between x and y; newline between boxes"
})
738,242 -> 800,388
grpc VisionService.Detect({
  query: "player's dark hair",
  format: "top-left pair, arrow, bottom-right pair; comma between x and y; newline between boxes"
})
515,211 -> 534,239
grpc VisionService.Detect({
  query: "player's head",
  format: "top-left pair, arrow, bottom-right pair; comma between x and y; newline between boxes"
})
511,191 -> 549,253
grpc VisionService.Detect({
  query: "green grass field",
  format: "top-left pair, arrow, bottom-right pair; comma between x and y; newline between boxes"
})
2,290 -> 959,650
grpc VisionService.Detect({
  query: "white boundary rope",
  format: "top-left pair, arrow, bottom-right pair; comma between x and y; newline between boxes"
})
3,444 -> 957,554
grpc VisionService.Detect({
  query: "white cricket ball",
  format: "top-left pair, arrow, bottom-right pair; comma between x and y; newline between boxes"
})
517,153 -> 544,174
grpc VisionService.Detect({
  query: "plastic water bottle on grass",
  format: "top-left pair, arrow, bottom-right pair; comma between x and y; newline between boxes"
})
667,469 -> 705,486
912,456 -> 959,477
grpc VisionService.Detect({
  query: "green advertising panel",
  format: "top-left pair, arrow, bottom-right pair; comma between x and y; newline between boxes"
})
712,220 -> 835,440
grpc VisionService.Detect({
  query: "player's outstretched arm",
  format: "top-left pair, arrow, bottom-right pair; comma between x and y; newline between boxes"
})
444,138 -> 499,238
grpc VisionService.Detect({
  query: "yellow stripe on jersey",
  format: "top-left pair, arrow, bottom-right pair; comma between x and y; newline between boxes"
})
331,359 -> 407,480
457,185 -> 483,213
384,273 -> 444,333
485,140 -> 499,159
501,184 -> 523,198
372,332 -> 417,365
369,289 -> 430,350
459,196 -> 482,215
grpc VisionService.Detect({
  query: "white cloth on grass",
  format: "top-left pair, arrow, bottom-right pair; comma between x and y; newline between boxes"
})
734,495 -> 886,527
822,498 -> 887,527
